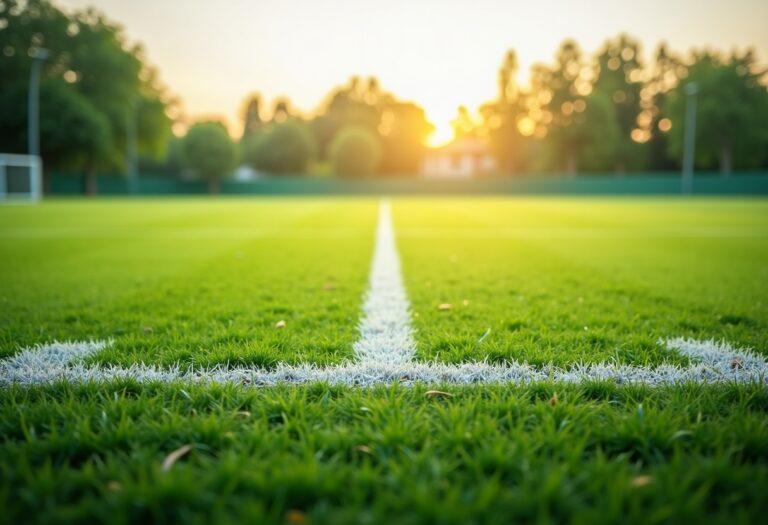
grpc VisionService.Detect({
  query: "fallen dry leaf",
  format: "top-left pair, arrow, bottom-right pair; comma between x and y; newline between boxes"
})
425,390 -> 454,399
730,358 -> 743,369
275,320 -> 286,329
438,303 -> 452,311
630,475 -> 654,488
161,444 -> 192,472
549,393 -> 558,407
284,509 -> 307,525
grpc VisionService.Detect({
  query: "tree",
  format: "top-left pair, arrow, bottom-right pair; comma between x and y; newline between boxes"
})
67,10 -> 172,176
532,40 -> 595,174
241,93 -> 263,140
591,34 -> 646,173
0,0 -> 173,193
329,126 -> 382,177
574,92 -> 622,171
480,50 -> 534,174
311,77 -> 381,160
666,50 -> 768,174
181,122 -> 236,193
378,100 -> 432,174
310,77 -> 431,175
643,43 -> 685,170
243,120 -> 316,174
0,78 -> 110,193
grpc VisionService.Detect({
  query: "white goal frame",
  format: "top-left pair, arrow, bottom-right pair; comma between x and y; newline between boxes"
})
0,153 -> 43,202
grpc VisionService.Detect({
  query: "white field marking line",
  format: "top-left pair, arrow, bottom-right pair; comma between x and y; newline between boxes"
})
352,199 -> 416,365
1,200 -> 767,387
1,338 -> 767,387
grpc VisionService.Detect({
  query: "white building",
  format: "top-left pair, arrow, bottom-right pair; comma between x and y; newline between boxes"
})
421,138 -> 497,179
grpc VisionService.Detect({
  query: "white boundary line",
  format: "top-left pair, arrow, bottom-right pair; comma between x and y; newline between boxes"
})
352,200 -> 416,365
1,200 -> 766,388
0,338 -> 766,387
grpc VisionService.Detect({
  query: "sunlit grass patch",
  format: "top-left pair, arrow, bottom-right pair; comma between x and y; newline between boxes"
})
396,198 -> 768,366
0,198 -> 378,367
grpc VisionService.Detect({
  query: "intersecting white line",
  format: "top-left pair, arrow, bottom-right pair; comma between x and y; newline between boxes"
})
1,200 -> 767,388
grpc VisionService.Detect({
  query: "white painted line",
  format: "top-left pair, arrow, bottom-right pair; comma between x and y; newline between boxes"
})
352,200 -> 416,365
1,338 -> 766,387
1,200 -> 766,388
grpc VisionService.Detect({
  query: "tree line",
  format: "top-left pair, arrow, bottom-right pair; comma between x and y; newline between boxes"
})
478,37 -> 768,176
1,0 -> 767,194
182,78 -> 434,192
185,36 -> 768,189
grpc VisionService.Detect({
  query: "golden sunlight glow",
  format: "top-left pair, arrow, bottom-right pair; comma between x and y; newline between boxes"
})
658,118 -> 672,132
517,116 -> 536,137
631,128 -> 651,143
427,121 -> 455,148
57,0 -> 768,142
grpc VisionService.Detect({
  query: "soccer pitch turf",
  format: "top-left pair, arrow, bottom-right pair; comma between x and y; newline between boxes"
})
1,197 -> 767,523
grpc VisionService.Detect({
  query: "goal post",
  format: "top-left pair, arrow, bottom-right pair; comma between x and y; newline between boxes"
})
0,153 -> 43,202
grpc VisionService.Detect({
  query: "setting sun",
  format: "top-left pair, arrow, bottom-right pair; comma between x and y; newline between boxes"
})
56,0 -> 768,142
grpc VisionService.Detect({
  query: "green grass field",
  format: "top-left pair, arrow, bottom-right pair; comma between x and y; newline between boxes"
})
1,197 -> 767,524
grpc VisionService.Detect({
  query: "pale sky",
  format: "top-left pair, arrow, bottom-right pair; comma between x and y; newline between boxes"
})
60,0 -> 768,144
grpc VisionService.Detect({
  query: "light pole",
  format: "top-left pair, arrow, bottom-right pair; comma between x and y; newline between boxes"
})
28,47 -> 50,157
126,98 -> 139,194
681,82 -> 698,195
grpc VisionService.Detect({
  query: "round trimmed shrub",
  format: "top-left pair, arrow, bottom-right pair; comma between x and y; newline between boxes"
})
329,126 -> 381,177
244,120 -> 315,174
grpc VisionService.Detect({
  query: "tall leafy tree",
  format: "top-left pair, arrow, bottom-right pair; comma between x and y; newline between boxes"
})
480,50 -> 533,174
377,99 -> 432,174
533,40 -> 597,174
643,43 -> 685,170
0,0 -> 172,193
666,50 -> 768,174
240,93 -> 263,140
591,34 -> 646,173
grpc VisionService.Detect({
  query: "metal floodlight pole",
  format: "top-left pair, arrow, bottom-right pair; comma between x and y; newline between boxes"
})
126,98 -> 139,194
27,47 -> 50,158
681,82 -> 699,195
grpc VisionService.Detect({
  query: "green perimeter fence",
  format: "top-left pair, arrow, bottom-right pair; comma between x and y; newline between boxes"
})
49,172 -> 768,196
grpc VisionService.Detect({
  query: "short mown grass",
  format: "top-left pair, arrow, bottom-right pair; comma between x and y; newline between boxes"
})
1,196 -> 767,523
2,381 -> 767,524
396,198 -> 768,366
0,198 -> 377,368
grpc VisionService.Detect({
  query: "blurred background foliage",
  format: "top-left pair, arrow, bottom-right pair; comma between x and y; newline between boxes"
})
0,0 -> 174,192
1,0 -> 767,193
